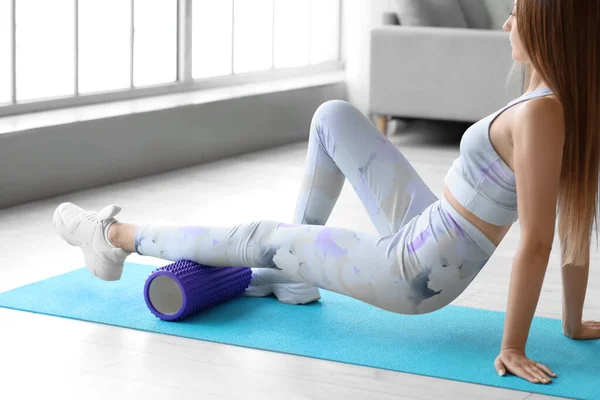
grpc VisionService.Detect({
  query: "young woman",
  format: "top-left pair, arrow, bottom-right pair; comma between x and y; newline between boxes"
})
53,0 -> 600,385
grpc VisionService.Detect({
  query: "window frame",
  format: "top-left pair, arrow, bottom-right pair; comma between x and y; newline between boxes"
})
0,0 -> 343,118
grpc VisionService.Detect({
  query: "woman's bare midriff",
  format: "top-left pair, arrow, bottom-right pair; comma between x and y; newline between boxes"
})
442,187 -> 512,247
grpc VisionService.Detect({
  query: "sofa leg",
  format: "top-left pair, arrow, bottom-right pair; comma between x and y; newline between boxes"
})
375,115 -> 389,136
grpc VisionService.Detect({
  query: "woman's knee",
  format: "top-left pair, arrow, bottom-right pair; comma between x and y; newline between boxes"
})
310,100 -> 361,153
311,100 -> 358,130
238,220 -> 280,268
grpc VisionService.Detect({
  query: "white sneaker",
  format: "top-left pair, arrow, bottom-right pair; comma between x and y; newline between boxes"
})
244,268 -> 321,305
52,202 -> 131,281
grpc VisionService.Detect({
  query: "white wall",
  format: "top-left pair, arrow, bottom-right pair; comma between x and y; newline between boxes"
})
342,0 -> 395,115
0,83 -> 346,209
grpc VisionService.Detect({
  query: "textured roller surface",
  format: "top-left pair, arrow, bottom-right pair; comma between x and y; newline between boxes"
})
144,260 -> 252,321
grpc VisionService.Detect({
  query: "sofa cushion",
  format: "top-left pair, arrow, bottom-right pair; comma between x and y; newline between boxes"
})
458,0 -> 491,29
484,0 -> 513,30
394,0 -> 468,28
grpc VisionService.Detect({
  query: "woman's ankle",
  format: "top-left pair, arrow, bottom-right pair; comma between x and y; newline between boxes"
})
107,222 -> 122,248
108,222 -> 138,253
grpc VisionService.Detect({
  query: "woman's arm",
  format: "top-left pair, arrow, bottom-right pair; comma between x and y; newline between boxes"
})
494,97 -> 564,384
562,258 -> 600,339
561,259 -> 600,340
561,263 -> 589,337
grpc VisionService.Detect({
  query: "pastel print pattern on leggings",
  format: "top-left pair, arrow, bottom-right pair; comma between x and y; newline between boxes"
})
135,100 -> 494,315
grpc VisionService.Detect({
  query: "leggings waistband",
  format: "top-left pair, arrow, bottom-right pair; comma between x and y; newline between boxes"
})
440,196 -> 498,257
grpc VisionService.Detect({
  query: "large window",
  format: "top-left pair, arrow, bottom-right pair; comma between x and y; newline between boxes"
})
233,0 -> 274,74
78,0 -> 132,93
274,0 -> 309,69
0,0 -> 341,116
192,0 -> 233,79
16,0 -> 74,102
133,0 -> 177,87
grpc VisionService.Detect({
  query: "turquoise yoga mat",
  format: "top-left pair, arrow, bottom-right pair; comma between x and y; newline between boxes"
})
0,263 -> 598,399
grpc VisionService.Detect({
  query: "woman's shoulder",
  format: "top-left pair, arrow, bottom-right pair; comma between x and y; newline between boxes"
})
512,95 -> 565,144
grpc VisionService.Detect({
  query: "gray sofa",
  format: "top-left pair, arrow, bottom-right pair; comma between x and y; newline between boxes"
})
370,0 -> 523,135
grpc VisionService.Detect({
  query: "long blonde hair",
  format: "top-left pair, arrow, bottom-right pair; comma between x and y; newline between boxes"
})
516,0 -> 600,267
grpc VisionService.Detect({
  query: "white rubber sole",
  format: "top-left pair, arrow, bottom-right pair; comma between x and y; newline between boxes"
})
244,283 -> 321,305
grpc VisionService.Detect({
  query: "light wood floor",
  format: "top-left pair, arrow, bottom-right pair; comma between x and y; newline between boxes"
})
0,118 -> 589,400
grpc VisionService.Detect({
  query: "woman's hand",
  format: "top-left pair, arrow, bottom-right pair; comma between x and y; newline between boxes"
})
564,320 -> 600,340
494,348 -> 556,384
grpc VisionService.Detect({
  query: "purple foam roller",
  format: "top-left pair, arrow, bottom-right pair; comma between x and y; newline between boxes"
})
144,260 -> 252,321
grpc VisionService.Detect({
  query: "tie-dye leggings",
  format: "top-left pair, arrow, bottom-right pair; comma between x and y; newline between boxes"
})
134,100 -> 497,315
